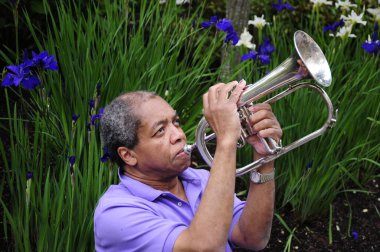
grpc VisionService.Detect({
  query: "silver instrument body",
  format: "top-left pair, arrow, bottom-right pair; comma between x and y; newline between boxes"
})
184,30 -> 337,177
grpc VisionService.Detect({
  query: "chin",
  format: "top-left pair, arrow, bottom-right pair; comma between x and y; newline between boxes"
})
178,161 -> 190,172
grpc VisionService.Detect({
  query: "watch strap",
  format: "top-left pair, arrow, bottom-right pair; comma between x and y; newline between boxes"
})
250,169 -> 275,184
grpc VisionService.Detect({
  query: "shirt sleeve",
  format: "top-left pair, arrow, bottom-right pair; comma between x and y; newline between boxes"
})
94,199 -> 187,252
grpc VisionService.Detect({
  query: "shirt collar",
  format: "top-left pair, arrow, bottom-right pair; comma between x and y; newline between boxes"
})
118,167 -> 200,202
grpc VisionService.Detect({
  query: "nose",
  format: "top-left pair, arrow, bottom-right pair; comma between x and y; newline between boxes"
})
170,124 -> 186,145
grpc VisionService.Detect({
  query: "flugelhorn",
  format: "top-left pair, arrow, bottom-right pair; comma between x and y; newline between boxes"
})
184,30 -> 337,177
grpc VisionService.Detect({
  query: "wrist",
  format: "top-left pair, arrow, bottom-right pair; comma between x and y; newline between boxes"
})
217,137 -> 238,149
256,162 -> 275,173
250,168 -> 275,184
253,153 -> 274,173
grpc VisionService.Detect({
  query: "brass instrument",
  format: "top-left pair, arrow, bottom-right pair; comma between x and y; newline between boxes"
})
184,30 -> 337,177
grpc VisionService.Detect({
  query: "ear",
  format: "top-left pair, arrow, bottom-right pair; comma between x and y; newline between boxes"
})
117,146 -> 137,166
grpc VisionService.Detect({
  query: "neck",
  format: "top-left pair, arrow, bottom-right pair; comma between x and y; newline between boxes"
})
123,168 -> 181,194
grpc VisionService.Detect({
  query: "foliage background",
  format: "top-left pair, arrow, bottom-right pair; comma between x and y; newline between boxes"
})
0,0 -> 379,251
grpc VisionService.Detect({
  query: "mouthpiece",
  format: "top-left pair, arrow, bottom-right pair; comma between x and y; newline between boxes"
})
183,144 -> 196,155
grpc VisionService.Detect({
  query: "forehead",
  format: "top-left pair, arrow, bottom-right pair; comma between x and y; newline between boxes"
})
138,97 -> 176,127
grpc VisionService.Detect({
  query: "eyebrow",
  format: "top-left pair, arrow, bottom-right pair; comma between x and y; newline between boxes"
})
151,111 -> 179,133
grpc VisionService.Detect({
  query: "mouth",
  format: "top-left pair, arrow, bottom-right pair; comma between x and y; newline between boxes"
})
175,147 -> 188,158
176,148 -> 185,156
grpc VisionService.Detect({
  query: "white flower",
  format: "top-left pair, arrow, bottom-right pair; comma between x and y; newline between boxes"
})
335,0 -> 357,11
159,0 -> 190,4
176,0 -> 190,4
236,28 -> 256,49
341,10 -> 367,26
332,25 -> 356,38
310,0 -> 333,8
248,15 -> 269,30
367,8 -> 380,22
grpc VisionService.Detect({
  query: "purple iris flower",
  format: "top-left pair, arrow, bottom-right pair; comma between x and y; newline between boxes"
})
68,156 -> 76,165
89,100 -> 95,109
201,16 -> 218,28
2,73 -> 21,87
22,75 -> 41,90
241,51 -> 259,61
2,62 -> 41,89
273,0 -> 294,11
258,38 -> 275,55
216,18 -> 234,33
258,54 -> 271,65
91,107 -> 104,125
100,146 -> 111,163
32,51 -> 59,71
2,50 -> 58,90
323,19 -> 345,33
3,64 -> 31,87
362,23 -> 380,55
201,16 -> 239,45
215,18 -> 239,45
72,114 -> 80,123
242,38 -> 275,64
224,30 -> 239,45
352,230 -> 359,240
26,171 -> 33,180
362,42 -> 379,54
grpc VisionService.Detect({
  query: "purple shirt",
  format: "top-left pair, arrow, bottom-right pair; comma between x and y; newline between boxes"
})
94,167 -> 245,252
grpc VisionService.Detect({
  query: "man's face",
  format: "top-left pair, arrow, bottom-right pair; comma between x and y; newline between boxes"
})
131,97 -> 191,179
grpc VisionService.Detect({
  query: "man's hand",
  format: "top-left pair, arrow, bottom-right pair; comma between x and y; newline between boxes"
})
203,81 -> 246,146
245,103 -> 282,157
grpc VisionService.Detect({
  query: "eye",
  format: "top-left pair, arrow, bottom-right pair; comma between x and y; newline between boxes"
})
174,118 -> 180,126
155,127 -> 165,136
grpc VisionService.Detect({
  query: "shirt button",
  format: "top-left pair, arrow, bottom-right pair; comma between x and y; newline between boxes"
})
162,193 -> 166,197
177,202 -> 182,207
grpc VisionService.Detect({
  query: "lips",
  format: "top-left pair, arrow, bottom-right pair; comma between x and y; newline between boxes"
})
175,146 -> 188,157
176,148 -> 185,156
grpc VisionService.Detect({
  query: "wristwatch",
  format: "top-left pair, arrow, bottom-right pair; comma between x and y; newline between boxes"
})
250,169 -> 275,184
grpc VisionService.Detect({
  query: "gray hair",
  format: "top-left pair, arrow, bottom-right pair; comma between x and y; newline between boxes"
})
100,91 -> 158,168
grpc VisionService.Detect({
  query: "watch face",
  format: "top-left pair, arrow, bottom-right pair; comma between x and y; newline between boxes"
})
251,172 -> 261,183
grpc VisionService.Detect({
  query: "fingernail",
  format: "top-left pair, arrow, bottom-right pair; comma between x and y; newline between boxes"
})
238,80 -> 246,87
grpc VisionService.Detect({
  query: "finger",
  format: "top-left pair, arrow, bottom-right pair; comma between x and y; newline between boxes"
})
257,128 -> 282,142
236,79 -> 247,107
208,83 -> 225,103
202,93 -> 209,115
228,80 -> 246,104
248,103 -> 272,113
217,81 -> 239,101
252,118 -> 280,132
249,110 -> 276,125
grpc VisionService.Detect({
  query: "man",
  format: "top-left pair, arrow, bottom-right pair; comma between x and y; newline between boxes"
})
94,80 -> 282,251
